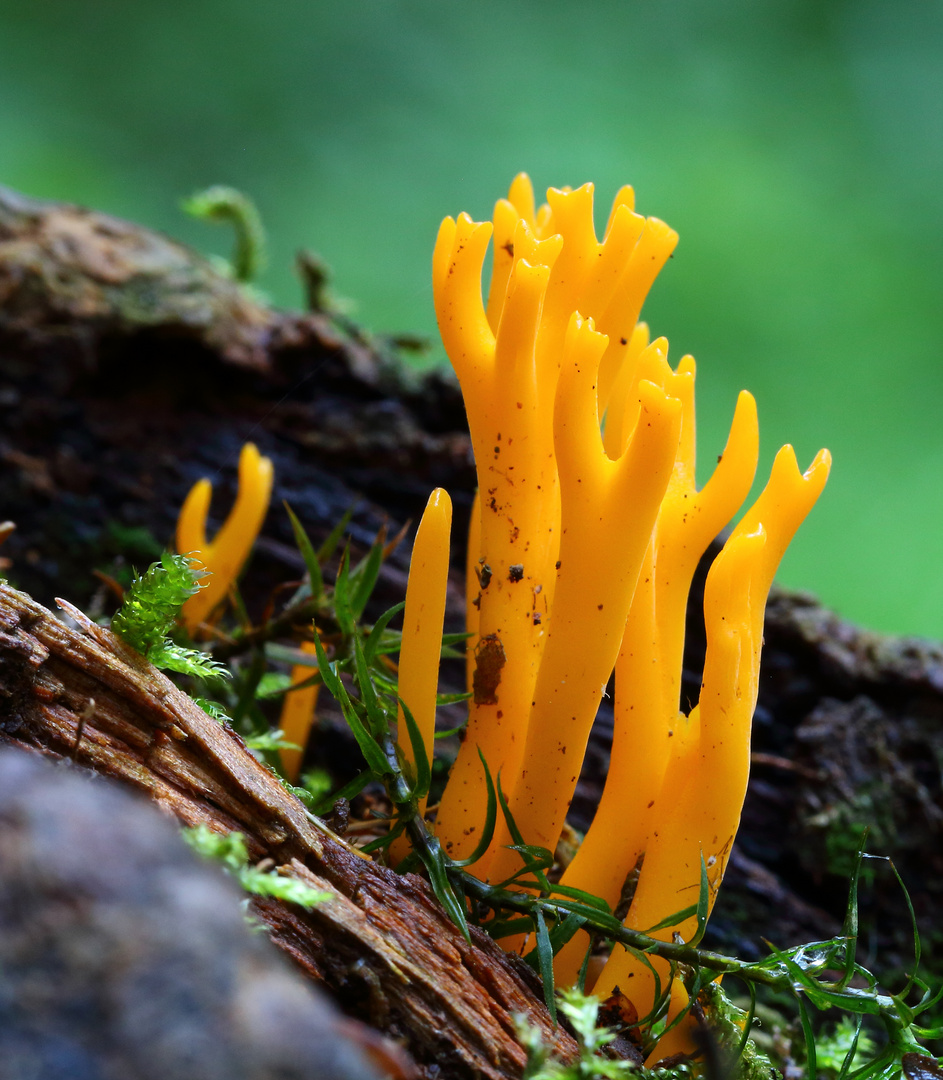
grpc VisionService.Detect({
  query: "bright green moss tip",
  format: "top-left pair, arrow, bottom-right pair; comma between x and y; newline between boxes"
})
110,552 -> 225,681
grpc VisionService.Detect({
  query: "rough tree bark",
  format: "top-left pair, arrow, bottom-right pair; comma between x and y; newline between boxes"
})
0,581 -> 578,1079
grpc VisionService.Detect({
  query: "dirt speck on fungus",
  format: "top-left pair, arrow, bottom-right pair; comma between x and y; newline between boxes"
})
472,633 -> 506,706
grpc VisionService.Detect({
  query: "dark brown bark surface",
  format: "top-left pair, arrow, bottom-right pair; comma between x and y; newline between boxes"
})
1,185 -> 941,1065
0,183 -> 473,616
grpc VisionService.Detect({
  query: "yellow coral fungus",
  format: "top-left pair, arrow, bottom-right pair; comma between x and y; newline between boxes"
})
167,176 -> 831,1048
433,178 -> 680,870
588,446 -> 830,1063
419,175 -> 829,1015
176,442 -> 274,634
547,377 -> 759,979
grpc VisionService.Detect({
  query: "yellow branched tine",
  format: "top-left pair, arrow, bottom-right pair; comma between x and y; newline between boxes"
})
176,442 -> 274,634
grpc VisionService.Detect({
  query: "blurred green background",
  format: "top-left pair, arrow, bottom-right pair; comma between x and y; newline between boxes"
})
1,0 -> 941,637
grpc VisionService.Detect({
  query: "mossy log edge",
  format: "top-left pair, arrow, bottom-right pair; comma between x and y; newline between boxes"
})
0,582 -> 579,1080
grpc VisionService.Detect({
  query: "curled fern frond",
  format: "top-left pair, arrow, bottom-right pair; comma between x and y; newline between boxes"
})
182,184 -> 266,284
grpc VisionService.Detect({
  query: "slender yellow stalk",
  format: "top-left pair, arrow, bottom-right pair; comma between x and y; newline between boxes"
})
465,488 -> 481,694
394,488 -> 453,824
278,639 -> 320,782
433,215 -> 563,862
176,478 -> 211,554
386,488 -> 451,859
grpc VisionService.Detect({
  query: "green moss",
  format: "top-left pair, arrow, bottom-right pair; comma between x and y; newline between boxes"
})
699,983 -> 780,1080
814,790 -> 895,880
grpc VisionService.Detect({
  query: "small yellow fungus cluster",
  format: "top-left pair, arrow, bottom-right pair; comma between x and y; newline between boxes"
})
395,175 -> 829,1036
176,442 -> 324,781
175,441 -> 274,634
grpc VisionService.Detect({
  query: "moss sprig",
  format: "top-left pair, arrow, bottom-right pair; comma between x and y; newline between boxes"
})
110,551 -> 227,681
182,824 -> 329,910
517,988 -> 654,1079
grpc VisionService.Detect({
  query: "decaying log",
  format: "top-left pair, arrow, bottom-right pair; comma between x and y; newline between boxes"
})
0,582 -> 578,1080
0,183 -> 473,618
3,182 -> 942,1062
0,746 -> 397,1080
